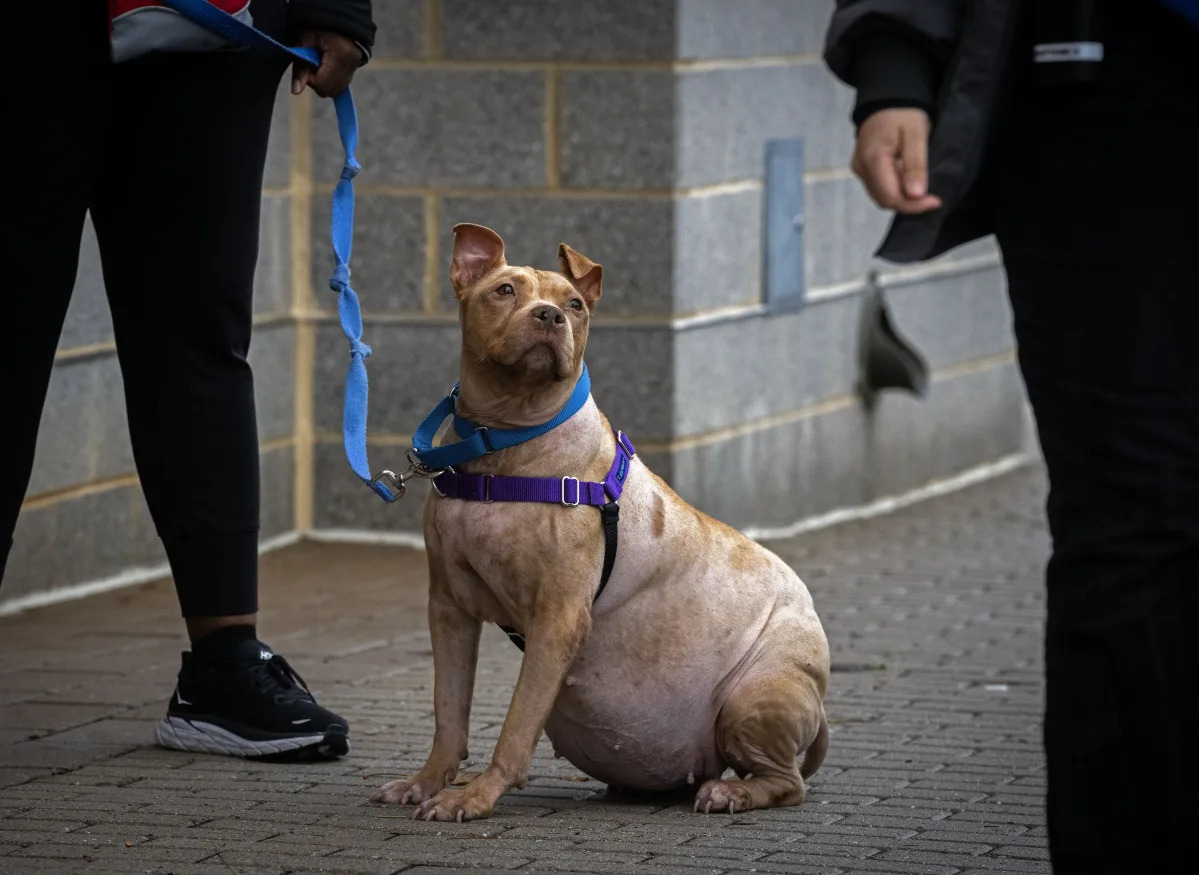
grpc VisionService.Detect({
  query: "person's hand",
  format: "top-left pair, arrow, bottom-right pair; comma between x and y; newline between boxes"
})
292,30 -> 362,98
851,108 -> 942,214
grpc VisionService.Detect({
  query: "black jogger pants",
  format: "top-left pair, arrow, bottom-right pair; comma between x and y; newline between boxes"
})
995,13 -> 1199,870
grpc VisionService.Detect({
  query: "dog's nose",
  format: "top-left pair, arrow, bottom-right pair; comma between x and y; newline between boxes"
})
532,305 -> 566,326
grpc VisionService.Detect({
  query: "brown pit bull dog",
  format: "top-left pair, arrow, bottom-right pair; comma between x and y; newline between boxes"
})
371,223 -> 830,822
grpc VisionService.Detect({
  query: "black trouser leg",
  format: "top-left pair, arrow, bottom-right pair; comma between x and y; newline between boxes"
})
0,9 -> 106,586
996,109 -> 1199,873
91,0 -> 289,618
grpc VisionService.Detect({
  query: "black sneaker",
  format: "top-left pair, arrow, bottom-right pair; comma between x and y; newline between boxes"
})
155,637 -> 349,761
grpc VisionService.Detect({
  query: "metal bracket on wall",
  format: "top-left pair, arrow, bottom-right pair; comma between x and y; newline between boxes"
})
763,138 -> 806,313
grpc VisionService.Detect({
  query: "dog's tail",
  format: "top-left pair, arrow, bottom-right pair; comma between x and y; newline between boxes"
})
800,708 -> 829,779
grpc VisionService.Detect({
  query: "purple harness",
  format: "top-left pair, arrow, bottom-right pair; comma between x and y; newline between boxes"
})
430,430 -> 636,651
430,430 -> 635,507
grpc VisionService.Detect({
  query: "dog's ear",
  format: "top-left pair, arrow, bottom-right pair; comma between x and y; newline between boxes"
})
450,223 -> 507,294
557,244 -> 603,306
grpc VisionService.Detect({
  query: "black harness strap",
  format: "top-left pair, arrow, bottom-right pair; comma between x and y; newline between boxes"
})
595,501 -> 620,602
498,500 -> 620,652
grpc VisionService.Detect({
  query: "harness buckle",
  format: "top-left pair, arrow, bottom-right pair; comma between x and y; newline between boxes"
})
561,476 -> 581,507
371,470 -> 406,503
616,430 -> 636,457
481,474 -> 494,502
477,426 -> 493,454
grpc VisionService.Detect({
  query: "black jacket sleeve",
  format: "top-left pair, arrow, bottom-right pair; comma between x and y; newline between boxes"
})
290,0 -> 377,61
850,32 -> 942,126
823,0 -> 965,126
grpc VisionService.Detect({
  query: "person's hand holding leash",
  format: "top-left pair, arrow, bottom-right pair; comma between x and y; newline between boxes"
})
292,30 -> 362,97
852,108 -> 942,214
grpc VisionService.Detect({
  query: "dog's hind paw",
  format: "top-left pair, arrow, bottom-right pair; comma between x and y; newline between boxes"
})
694,779 -> 753,815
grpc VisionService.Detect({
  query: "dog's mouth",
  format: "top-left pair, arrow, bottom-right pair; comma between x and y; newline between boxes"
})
516,340 -> 572,380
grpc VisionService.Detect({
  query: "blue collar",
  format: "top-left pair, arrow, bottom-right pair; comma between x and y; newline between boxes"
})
410,364 -> 592,470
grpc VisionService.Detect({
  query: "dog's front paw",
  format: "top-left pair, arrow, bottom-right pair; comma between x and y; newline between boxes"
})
415,785 -> 495,822
694,779 -> 753,815
370,774 -> 446,806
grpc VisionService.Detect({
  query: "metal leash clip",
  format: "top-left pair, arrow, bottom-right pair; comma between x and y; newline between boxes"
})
369,451 -> 448,503
370,470 -> 408,503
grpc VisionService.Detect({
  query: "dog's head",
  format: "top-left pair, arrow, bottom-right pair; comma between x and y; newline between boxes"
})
450,223 -> 602,386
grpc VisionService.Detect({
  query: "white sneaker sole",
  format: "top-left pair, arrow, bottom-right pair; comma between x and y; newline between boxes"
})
155,715 -> 327,758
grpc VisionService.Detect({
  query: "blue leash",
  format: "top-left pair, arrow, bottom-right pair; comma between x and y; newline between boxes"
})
161,0 -> 398,502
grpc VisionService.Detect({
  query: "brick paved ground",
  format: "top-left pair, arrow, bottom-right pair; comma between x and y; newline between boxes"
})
0,466 -> 1051,875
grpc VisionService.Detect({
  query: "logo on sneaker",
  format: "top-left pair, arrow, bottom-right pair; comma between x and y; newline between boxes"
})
291,718 -> 312,725
175,690 -> 192,706
260,649 -> 274,660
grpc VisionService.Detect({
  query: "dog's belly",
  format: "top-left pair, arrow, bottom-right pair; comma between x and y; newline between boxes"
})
543,661 -> 727,791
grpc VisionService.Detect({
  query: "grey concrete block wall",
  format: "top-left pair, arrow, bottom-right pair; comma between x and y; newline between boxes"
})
560,71 -> 676,189
370,0 -> 426,60
676,63 -> 856,184
27,353 -> 134,498
8,483 -> 163,605
6,1 -> 1030,606
584,327 -> 677,441
9,444 -> 295,605
673,190 -> 764,313
677,0 -> 834,59
313,323 -> 460,438
806,175 -> 893,288
438,196 -> 677,316
439,0 -> 677,60
59,219 -> 114,350
254,194 -> 293,316
311,69 -> 547,187
27,321 -> 292,501
249,324 -> 297,442
313,443 -> 429,533
670,364 -> 1028,532
672,266 -> 1013,438
311,194 -> 426,314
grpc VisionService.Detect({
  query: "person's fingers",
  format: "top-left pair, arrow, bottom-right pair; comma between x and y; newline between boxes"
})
898,118 -> 930,200
292,64 -> 312,95
859,147 -> 905,210
291,31 -> 320,95
853,111 -> 904,209
310,60 -> 354,98
302,32 -> 361,98
852,109 -> 943,215
897,193 -> 943,214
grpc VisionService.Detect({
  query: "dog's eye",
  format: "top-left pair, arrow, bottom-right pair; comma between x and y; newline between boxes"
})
497,283 -> 515,296
569,299 -> 584,311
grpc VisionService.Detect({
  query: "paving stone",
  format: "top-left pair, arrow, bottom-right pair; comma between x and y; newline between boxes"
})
753,858 -> 956,875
